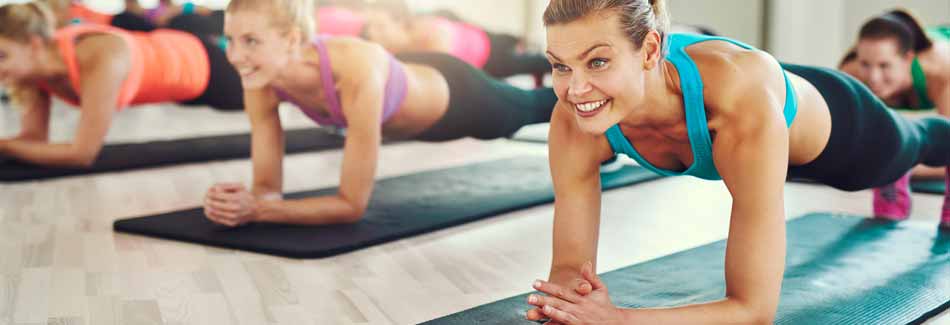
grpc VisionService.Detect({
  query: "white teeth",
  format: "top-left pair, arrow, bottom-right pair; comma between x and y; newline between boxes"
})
237,67 -> 255,76
575,99 -> 608,112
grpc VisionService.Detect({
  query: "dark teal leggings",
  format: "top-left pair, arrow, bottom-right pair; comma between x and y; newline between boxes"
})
395,52 -> 557,141
785,64 -> 950,191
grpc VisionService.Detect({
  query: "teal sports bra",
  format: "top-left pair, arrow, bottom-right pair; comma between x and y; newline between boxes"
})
605,33 -> 798,180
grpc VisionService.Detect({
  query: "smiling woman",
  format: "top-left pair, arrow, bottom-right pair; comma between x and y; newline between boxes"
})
532,0 -> 950,323
199,0 -> 558,227
0,1 -> 242,168
838,9 -> 950,194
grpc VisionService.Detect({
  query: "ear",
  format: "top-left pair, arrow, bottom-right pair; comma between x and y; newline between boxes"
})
641,30 -> 664,70
901,50 -> 914,63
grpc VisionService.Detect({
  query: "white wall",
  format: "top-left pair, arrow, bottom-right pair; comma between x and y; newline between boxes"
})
667,0 -> 765,47
767,0 -> 846,67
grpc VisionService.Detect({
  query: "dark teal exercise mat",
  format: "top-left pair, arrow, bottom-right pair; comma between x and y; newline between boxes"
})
424,213 -> 950,324
911,179 -> 946,195
114,156 -> 663,258
0,128 -> 345,182
786,177 -> 946,195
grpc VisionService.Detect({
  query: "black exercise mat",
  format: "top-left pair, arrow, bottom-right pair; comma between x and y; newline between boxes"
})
114,156 -> 664,258
425,213 -> 950,324
0,128 -> 344,182
911,179 -> 946,195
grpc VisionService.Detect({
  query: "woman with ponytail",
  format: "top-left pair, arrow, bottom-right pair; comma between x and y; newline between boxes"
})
199,0 -> 557,227
839,9 -> 950,222
0,2 -> 242,167
527,0 -> 950,322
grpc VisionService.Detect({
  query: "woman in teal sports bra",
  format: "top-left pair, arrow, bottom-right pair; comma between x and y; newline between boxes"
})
524,0 -> 950,323
838,9 -> 950,224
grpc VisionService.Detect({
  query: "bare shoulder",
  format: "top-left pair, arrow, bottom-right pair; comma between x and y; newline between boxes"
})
74,33 -> 131,74
689,41 -> 785,126
323,37 -> 389,81
919,42 -> 950,84
324,36 -> 387,61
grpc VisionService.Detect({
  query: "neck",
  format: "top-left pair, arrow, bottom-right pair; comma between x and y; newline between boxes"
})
273,43 -> 323,91
32,42 -> 68,81
621,60 -> 684,128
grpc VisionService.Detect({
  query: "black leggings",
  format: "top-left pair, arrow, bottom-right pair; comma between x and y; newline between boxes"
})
166,11 -> 225,38
394,52 -> 557,141
110,11 -> 156,32
179,37 -> 243,111
785,63 -> 950,191
482,32 -> 551,79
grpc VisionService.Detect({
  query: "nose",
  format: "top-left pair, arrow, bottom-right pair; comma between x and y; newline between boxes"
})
568,72 -> 593,99
225,43 -> 243,65
867,68 -> 883,87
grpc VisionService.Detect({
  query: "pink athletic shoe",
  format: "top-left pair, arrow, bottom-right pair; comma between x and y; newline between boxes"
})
873,173 -> 912,221
941,167 -> 950,228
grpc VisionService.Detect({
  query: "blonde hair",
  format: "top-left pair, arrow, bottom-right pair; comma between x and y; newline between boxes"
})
0,2 -> 56,43
544,0 -> 670,52
39,0 -> 72,28
0,2 -> 56,109
227,0 -> 316,41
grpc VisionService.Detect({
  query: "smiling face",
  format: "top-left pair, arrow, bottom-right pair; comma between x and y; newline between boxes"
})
545,10 -> 661,135
854,37 -> 914,100
223,8 -> 302,90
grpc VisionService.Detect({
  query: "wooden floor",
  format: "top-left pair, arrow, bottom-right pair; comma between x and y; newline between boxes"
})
1,101 -> 948,324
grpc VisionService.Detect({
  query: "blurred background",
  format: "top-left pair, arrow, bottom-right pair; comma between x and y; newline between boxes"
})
0,0 -> 945,67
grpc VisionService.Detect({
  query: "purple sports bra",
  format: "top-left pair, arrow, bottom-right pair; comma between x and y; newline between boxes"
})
274,37 -> 408,128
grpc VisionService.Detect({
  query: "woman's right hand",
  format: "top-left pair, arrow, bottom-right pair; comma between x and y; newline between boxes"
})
203,183 -> 259,227
526,266 -> 594,322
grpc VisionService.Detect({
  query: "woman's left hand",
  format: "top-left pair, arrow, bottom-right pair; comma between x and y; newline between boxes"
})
526,261 -> 628,325
204,183 -> 258,227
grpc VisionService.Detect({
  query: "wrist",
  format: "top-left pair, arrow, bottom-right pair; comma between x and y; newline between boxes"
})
252,193 -> 282,222
550,265 -> 582,277
619,307 -> 640,323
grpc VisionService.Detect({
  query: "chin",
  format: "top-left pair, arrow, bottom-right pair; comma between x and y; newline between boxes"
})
240,76 -> 271,90
574,116 -> 615,135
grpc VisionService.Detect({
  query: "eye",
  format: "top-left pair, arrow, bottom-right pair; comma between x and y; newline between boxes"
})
552,63 -> 571,74
244,36 -> 258,46
589,58 -> 609,70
